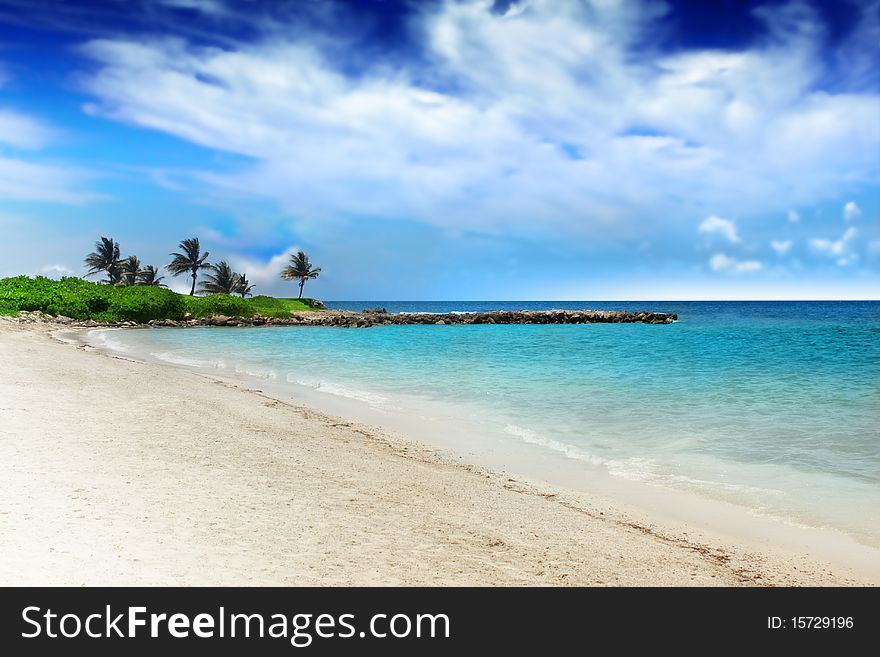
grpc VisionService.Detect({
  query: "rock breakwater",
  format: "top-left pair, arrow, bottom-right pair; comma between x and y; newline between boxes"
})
8,308 -> 677,329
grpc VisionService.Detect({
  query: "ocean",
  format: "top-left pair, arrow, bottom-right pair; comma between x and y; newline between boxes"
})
89,301 -> 880,544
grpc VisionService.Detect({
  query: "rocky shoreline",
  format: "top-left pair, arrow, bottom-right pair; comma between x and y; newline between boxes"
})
8,308 -> 677,329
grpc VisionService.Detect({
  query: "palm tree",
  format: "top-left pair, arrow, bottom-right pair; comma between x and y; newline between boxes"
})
119,255 -> 143,286
84,236 -> 122,284
280,250 -> 321,299
235,273 -> 255,298
138,266 -> 165,287
167,237 -> 211,296
199,260 -> 239,295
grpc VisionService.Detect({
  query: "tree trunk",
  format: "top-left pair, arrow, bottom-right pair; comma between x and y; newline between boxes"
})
190,271 -> 196,296
298,279 -> 304,299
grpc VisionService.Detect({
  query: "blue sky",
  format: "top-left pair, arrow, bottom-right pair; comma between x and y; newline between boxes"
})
0,0 -> 877,299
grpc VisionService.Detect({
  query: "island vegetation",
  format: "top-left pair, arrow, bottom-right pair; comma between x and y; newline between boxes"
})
0,236 -> 324,322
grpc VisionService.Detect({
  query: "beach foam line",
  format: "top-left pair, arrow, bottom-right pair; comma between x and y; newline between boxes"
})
232,364 -> 278,380
504,424 -> 607,467
87,328 -> 131,354
286,375 -> 389,408
150,351 -> 228,370
503,424 -> 783,499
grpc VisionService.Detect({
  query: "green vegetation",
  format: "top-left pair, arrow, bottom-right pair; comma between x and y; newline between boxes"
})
181,293 -> 316,319
1,234 -> 326,323
0,276 -> 319,322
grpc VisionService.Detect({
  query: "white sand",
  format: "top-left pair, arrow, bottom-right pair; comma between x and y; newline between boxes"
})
0,319 -> 875,586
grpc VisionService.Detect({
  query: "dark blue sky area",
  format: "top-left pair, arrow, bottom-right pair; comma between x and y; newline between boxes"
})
0,0 -> 865,53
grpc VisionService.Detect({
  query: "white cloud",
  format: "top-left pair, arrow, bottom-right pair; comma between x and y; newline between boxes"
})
0,157 -> 104,204
810,226 -> 858,264
0,110 -> 56,149
37,264 -> 75,278
770,239 -> 792,255
0,60 -> 99,202
868,240 -> 880,257
709,253 -> 762,273
787,209 -> 800,223
74,0 -> 880,241
698,215 -> 739,243
227,245 -> 301,294
844,201 -> 862,222
156,0 -> 228,15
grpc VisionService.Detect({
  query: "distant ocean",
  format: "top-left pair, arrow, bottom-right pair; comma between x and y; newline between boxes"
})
91,301 -> 880,544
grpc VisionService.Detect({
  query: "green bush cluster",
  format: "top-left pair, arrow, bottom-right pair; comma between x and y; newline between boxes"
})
0,276 -> 185,321
106,285 -> 186,322
0,276 -> 316,321
0,276 -> 108,319
247,295 -> 320,317
180,294 -> 315,318
180,293 -> 252,318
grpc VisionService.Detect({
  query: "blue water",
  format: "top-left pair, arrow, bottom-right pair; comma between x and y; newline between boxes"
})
95,301 -> 880,543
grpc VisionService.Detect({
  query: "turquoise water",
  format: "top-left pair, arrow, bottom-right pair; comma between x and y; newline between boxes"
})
94,301 -> 880,543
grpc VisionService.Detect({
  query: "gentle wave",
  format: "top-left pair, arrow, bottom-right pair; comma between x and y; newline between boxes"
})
88,329 -> 130,353
504,424 -> 607,466
287,376 -> 389,408
504,424 -> 785,499
150,351 -> 227,369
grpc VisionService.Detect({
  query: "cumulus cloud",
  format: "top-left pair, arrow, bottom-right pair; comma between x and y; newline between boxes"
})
698,215 -> 739,243
709,253 -> 762,273
843,201 -> 862,222
226,246 -> 301,293
810,226 -> 858,265
770,239 -> 792,255
37,264 -> 76,278
74,0 -> 880,241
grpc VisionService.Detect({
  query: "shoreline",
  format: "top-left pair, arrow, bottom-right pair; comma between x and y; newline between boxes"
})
12,307 -> 677,330
1,318 -> 876,586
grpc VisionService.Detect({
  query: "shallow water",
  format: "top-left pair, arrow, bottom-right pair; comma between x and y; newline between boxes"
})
92,301 -> 880,544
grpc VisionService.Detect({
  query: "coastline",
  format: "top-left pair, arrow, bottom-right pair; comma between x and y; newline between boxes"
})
1,318 -> 876,586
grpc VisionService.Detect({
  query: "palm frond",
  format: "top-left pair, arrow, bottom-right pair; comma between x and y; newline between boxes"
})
137,265 -> 166,287
198,260 -> 239,295
167,237 -> 211,275
280,251 -> 322,281
84,236 -> 121,283
235,272 -> 255,298
119,255 -> 143,286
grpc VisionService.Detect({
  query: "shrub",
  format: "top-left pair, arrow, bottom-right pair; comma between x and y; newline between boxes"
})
0,276 -> 111,319
181,293 -> 252,318
0,276 -> 318,321
105,285 -> 186,323
0,276 -> 181,321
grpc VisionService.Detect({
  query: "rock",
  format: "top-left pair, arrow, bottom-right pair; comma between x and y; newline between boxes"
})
129,307 -> 677,330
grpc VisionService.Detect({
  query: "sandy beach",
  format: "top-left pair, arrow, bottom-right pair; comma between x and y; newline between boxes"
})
0,318 -> 875,586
